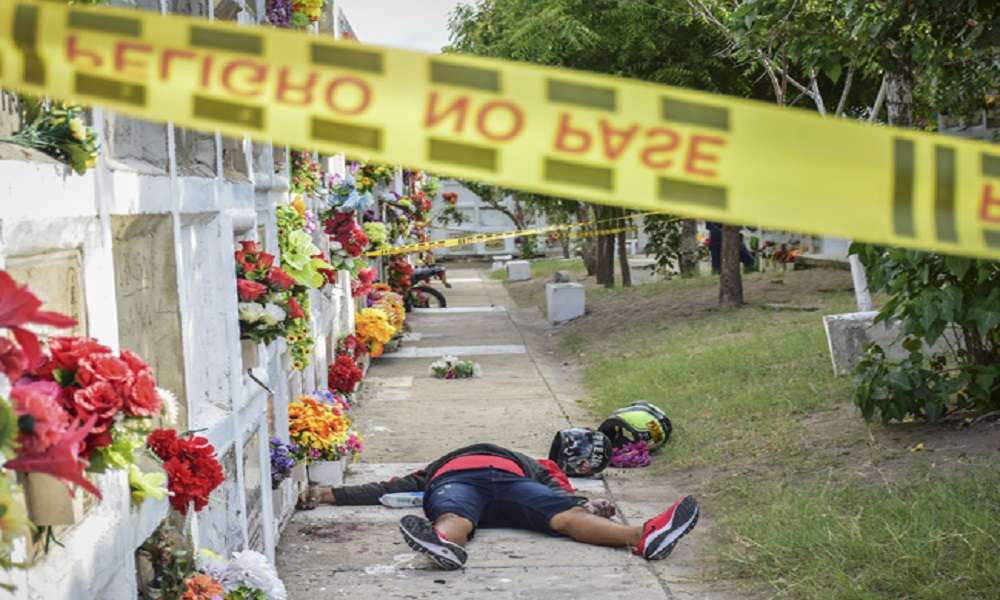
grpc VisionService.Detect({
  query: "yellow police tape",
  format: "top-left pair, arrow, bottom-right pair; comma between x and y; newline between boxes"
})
368,214 -> 640,257
1,0 -> 998,259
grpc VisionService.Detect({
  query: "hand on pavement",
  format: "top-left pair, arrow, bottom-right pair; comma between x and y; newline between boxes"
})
584,499 -> 617,518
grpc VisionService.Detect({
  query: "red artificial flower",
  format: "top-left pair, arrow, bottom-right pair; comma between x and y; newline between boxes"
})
239,240 -> 261,254
76,352 -> 132,388
149,429 -> 224,514
71,381 -> 123,433
442,191 -> 458,205
268,266 -> 296,290
147,428 -> 181,458
5,414 -> 102,498
11,380 -> 71,455
352,267 -> 377,298
237,279 -> 268,301
123,369 -> 162,418
286,297 -> 305,320
0,337 -> 28,381
0,271 -> 77,368
327,354 -> 363,393
120,349 -> 150,375
36,336 -> 112,380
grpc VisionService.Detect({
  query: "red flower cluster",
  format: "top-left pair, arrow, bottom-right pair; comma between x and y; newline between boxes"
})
337,334 -> 368,360
235,239 -> 296,298
34,337 -> 162,458
327,354 -> 363,394
324,212 -> 370,257
442,191 -> 458,205
147,429 -> 224,514
352,267 -> 377,298
388,256 -> 414,293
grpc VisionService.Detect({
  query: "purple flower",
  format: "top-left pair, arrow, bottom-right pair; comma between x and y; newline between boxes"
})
270,437 -> 298,488
266,0 -> 292,27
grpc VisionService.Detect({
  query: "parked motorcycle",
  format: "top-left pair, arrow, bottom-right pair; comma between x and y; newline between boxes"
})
405,266 -> 451,310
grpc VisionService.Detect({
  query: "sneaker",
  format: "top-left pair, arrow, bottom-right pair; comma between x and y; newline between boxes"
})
635,496 -> 700,560
399,515 -> 468,570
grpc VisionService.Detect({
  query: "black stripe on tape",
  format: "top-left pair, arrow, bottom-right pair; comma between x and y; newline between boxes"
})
985,230 -> 1000,248
934,146 -> 957,243
312,44 -> 383,74
544,158 -> 614,191
658,177 -> 727,209
428,138 -> 497,171
13,5 -> 43,85
190,27 -> 262,56
193,95 -> 263,129
430,61 -> 499,92
312,118 -> 381,150
983,154 -> 1000,178
661,97 -> 730,131
547,80 -> 616,111
75,74 -> 146,106
892,138 -> 916,238
68,10 -> 141,37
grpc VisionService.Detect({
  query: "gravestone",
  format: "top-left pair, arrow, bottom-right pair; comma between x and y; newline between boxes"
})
506,260 -> 531,281
243,428 -> 264,553
546,282 -> 585,324
6,249 -> 87,337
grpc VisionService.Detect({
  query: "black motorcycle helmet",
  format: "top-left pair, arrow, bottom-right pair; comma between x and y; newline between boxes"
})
548,428 -> 611,477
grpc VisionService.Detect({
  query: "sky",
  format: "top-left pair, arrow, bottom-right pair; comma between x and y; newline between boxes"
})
335,0 -> 471,53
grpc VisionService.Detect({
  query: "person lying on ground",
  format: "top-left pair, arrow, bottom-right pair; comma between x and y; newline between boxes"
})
297,428 -> 700,570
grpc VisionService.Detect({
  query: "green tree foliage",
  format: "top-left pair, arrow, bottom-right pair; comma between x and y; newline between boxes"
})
853,246 -> 1000,422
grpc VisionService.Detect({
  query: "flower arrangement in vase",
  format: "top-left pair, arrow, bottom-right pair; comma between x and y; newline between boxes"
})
327,355 -> 362,395
147,428 -> 224,515
354,308 -> 396,358
234,241 -> 300,346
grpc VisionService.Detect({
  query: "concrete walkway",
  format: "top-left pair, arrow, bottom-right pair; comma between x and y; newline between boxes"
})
276,267 -> 726,599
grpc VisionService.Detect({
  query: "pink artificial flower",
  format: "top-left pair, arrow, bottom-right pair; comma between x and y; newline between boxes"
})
11,380 -> 71,454
0,271 -> 77,368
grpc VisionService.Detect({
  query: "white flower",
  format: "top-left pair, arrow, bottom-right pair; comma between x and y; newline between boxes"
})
261,303 -> 286,326
156,387 -> 179,426
239,302 -> 266,323
222,550 -> 287,600
0,373 -> 10,399
329,240 -> 343,251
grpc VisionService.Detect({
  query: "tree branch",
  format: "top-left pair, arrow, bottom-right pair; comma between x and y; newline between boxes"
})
868,74 -> 887,122
834,67 -> 855,116
809,69 -> 827,115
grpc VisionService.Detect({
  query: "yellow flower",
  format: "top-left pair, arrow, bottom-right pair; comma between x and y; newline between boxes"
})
292,194 -> 306,216
68,117 -> 87,142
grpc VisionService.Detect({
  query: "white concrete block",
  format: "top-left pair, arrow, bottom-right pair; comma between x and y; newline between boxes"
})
546,282 -> 585,324
823,311 -> 960,375
506,260 -> 531,281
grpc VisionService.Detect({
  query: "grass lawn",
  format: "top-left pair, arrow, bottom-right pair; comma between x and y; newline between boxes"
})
542,270 -> 1000,599
488,257 -> 585,281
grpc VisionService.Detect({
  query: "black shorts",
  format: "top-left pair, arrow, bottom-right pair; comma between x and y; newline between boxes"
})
423,468 -> 578,536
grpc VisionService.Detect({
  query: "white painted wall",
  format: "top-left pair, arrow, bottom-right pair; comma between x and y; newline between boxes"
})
0,1 -> 359,598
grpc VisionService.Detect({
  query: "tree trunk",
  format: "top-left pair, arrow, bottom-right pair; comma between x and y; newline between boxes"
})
595,225 -> 610,286
885,70 -> 914,127
561,234 -> 570,259
601,233 -> 616,288
617,213 -> 631,287
678,219 -> 699,277
579,206 -> 597,275
719,225 -> 744,308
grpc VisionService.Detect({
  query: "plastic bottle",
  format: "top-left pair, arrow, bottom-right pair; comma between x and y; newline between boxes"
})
379,492 -> 424,508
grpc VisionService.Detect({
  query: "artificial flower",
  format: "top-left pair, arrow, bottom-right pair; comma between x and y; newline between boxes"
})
11,380 -> 70,454
0,271 -> 77,368
181,573 -> 225,600
327,355 -> 362,394
157,387 -> 179,426
268,266 -> 296,290
286,297 -> 305,320
355,308 -> 396,358
261,303 -> 287,327
198,550 -> 287,600
147,429 -> 224,514
352,267 -> 377,298
5,414 -> 101,498
0,338 -> 28,382
238,302 -> 267,324
269,438 -> 298,489
128,463 -> 169,503
237,279 -> 268,302
429,356 -> 480,379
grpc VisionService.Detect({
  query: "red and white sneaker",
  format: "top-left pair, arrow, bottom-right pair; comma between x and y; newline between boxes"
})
634,496 -> 700,560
